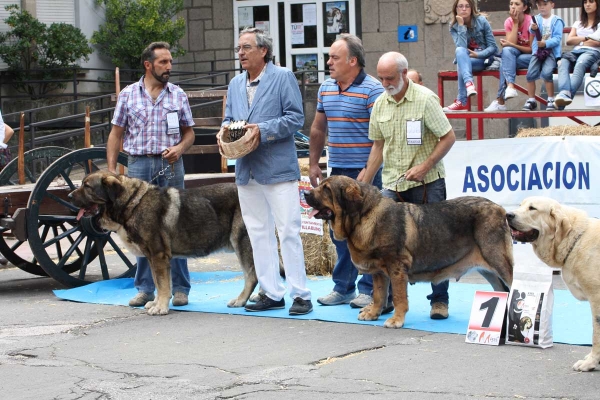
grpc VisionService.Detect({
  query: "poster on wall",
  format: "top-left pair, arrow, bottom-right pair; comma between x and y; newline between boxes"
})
303,4 -> 317,26
292,23 -> 305,45
238,7 -> 253,27
255,21 -> 270,34
325,2 -> 347,34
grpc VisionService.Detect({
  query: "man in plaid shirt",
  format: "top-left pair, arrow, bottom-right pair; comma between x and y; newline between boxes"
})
361,52 -> 456,320
106,42 -> 195,309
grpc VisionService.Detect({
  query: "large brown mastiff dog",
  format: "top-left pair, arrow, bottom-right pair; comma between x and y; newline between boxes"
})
304,175 -> 514,328
69,171 -> 257,315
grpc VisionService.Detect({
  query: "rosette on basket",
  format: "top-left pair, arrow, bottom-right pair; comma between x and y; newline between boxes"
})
218,120 -> 257,159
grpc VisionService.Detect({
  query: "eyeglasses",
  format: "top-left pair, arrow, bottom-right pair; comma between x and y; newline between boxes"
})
234,45 -> 259,53
457,4 -> 471,9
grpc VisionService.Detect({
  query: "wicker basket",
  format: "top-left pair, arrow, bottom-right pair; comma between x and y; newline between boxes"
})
219,122 -> 256,159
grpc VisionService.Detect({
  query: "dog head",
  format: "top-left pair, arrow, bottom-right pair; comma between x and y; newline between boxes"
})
304,175 -> 380,240
69,171 -> 124,220
506,196 -> 581,266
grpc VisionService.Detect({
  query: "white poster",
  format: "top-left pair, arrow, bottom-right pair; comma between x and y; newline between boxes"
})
299,177 -> 323,235
303,4 -> 317,26
238,7 -> 253,27
255,21 -> 270,34
291,23 -> 304,45
584,75 -> 600,107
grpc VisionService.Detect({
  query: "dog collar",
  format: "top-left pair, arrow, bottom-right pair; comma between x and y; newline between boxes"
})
562,231 -> 584,264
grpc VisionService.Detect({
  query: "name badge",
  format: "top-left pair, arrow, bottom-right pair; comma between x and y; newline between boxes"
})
406,119 -> 422,145
166,112 -> 179,135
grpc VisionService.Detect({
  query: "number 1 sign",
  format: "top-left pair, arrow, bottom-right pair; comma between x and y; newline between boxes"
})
465,291 -> 508,346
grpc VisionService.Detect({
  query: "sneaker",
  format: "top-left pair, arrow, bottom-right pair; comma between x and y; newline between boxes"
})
522,99 -> 537,111
466,81 -> 477,97
349,293 -> 373,308
172,291 -> 188,306
382,301 -> 394,315
289,297 -> 313,315
484,100 -> 507,112
430,302 -> 449,320
554,93 -> 572,108
244,293 -> 285,312
443,99 -> 468,112
546,100 -> 556,111
317,290 -> 356,305
504,87 -> 519,100
128,292 -> 155,307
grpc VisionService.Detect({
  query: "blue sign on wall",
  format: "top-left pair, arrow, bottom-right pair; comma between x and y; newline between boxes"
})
398,25 -> 418,43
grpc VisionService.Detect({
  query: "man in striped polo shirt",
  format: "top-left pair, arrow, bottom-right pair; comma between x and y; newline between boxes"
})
362,52 -> 456,320
309,34 -> 390,311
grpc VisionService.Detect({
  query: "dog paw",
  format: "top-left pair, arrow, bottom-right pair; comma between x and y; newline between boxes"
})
383,316 -> 405,329
573,353 -> 599,372
145,301 -> 169,315
358,309 -> 380,321
227,298 -> 247,308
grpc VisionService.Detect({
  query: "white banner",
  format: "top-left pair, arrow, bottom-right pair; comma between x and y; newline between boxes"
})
444,136 -> 600,269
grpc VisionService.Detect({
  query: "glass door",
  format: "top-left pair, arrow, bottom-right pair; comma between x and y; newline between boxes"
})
284,0 -> 355,84
233,0 -> 280,71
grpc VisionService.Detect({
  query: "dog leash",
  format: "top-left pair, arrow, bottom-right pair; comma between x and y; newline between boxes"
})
393,174 -> 428,204
149,156 -> 175,184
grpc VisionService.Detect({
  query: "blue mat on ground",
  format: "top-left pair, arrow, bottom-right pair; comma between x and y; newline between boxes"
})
54,271 -> 591,346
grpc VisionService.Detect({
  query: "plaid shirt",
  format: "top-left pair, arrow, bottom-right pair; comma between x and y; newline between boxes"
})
369,80 -> 452,192
112,76 -> 195,156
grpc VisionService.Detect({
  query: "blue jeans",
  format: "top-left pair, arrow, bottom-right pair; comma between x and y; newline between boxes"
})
558,48 -> 600,98
455,47 -> 486,104
526,53 -> 556,82
127,155 -> 190,295
329,167 -> 382,295
496,47 -> 532,99
382,178 -> 450,305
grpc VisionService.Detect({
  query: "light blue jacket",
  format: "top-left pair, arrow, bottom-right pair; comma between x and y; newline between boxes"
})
223,62 -> 304,185
530,14 -> 564,59
450,15 -> 498,60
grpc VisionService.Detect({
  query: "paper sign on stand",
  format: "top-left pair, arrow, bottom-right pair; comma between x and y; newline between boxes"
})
465,291 -> 508,346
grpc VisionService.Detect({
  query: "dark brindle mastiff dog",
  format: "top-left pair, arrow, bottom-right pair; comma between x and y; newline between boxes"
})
304,175 -> 514,328
69,171 -> 257,315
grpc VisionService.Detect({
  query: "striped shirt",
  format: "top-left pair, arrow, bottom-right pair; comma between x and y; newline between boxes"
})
369,80 -> 452,192
316,69 -> 384,168
112,76 -> 195,156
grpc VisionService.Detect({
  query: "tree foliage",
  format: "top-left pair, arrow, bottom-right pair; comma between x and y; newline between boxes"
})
91,0 -> 186,72
0,5 -> 93,98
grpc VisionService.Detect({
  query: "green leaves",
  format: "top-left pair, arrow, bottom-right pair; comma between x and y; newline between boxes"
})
0,5 -> 93,98
91,0 -> 186,70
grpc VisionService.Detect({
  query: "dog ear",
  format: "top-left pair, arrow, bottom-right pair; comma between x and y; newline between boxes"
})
340,181 -> 363,216
550,205 -> 571,243
102,175 -> 124,203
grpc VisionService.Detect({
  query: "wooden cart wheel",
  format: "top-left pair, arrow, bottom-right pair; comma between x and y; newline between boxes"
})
0,147 -> 74,275
0,146 -> 72,186
26,148 -> 137,287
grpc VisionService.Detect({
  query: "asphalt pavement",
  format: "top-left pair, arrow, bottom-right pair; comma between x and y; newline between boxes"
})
0,249 -> 599,400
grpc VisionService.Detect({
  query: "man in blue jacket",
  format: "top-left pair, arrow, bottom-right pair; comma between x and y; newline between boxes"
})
219,28 -> 312,315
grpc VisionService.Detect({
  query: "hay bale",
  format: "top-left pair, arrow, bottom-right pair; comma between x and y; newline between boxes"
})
516,125 -> 600,137
299,163 -> 336,276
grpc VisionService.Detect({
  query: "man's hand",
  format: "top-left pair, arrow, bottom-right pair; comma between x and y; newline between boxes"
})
404,163 -> 429,183
244,123 -> 261,153
162,145 -> 184,164
216,126 -> 226,154
309,163 -> 323,188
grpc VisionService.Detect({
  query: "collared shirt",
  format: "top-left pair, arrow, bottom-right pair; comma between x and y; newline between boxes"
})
369,80 -> 452,191
316,69 -> 384,168
246,63 -> 267,107
112,76 -> 195,156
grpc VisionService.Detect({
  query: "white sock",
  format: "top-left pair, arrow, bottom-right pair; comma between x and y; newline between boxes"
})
528,97 -> 536,102
547,97 -> 554,102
